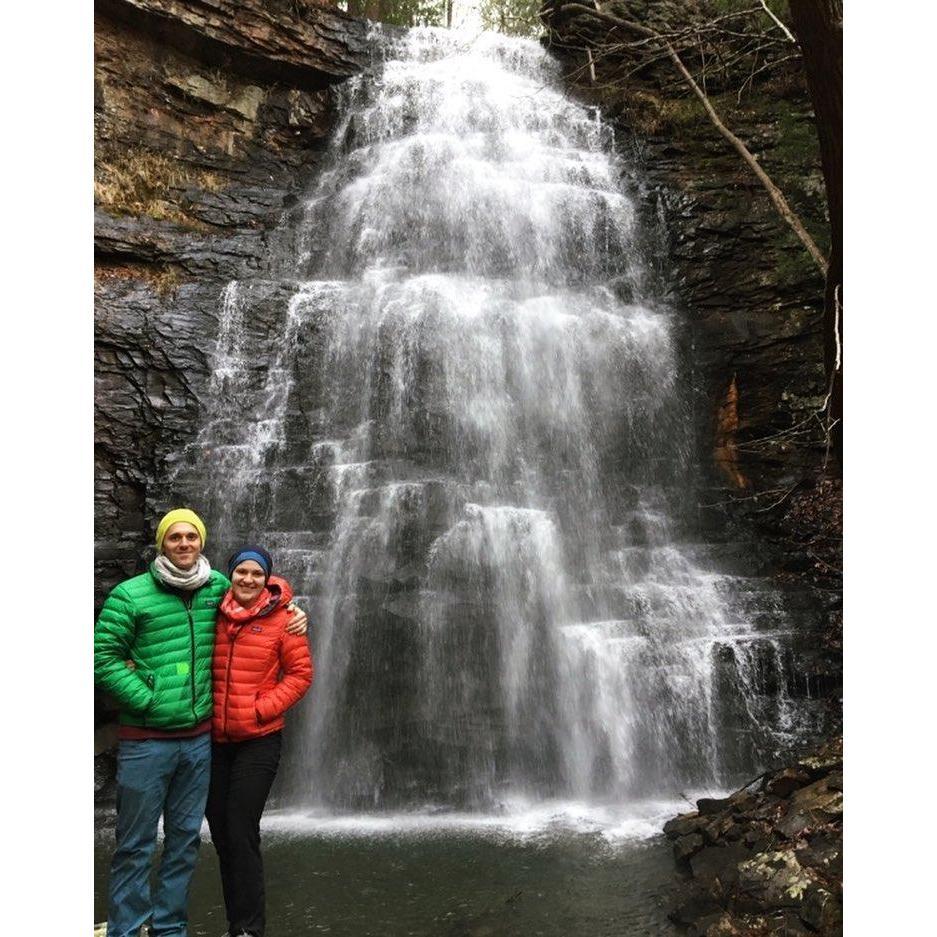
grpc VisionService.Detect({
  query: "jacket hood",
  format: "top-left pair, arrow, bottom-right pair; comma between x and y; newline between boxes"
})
264,575 -> 294,611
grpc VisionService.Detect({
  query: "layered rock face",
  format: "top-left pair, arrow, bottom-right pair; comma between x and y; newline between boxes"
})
94,0 -> 369,606
542,5 -> 842,931
96,0 -> 840,826
544,0 -> 841,719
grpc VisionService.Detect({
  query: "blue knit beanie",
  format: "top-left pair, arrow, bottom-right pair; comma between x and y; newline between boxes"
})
226,544 -> 273,581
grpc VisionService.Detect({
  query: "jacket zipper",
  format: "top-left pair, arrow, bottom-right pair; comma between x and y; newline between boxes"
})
223,627 -> 237,739
221,592 -> 281,739
184,594 -> 197,723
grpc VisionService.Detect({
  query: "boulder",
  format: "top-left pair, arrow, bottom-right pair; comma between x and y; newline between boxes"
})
797,737 -> 843,777
674,832 -> 706,863
764,766 -> 812,798
736,849 -> 816,913
664,811 -> 705,838
670,892 -> 723,927
697,795 -> 734,816
776,778 -> 843,840
799,885 -> 842,933
690,844 -> 750,890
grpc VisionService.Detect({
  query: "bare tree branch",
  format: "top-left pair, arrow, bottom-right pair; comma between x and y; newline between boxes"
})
544,3 -> 829,274
758,0 -> 796,42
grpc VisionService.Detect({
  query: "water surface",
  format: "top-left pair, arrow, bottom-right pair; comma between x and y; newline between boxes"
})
95,815 -> 679,936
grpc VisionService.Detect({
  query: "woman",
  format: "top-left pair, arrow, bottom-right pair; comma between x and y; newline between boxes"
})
205,544 -> 314,937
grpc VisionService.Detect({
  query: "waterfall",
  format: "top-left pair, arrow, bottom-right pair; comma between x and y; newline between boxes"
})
171,27 -> 815,816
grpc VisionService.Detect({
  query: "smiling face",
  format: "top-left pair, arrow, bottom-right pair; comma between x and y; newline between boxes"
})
231,560 -> 267,607
161,522 -> 202,570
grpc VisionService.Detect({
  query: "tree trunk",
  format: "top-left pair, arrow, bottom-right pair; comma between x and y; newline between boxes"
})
788,0 -> 843,463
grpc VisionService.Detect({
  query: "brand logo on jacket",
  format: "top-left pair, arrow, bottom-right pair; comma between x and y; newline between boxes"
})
250,626 -> 263,633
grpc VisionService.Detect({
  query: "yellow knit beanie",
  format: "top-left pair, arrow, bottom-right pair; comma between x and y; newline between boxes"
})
155,508 -> 207,552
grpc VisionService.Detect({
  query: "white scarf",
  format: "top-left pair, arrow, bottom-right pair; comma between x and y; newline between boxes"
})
152,554 -> 212,591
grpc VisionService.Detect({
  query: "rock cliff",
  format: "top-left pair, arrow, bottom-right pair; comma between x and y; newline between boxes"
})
95,0 -> 841,827
541,4 -> 842,931
94,0 -> 368,607
544,0 -> 841,719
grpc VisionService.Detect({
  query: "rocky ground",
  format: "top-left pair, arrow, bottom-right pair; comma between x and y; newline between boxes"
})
664,737 -> 842,936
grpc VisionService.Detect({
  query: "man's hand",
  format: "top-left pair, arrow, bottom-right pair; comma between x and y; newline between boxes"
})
285,603 -> 309,636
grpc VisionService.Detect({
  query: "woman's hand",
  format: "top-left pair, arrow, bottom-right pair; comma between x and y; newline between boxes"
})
285,603 -> 309,636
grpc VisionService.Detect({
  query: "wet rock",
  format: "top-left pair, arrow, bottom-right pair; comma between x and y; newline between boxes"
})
664,811 -> 705,838
94,0 -> 367,613
95,210 -> 265,277
776,913 -> 815,937
726,791 -> 759,814
674,832 -> 705,863
101,0 -> 369,86
799,885 -> 842,932
697,795 -> 735,816
690,844 -> 749,890
776,777 -> 842,840
742,826 -> 774,853
736,848 -> 814,912
797,832 -> 842,879
670,892 -> 722,927
797,736 -> 843,777
701,815 -> 740,845
661,738 -> 842,935
181,185 -> 294,229
697,914 -> 760,937
764,766 -> 811,798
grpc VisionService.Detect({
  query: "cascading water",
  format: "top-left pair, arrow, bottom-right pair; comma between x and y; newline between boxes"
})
171,27 -> 815,821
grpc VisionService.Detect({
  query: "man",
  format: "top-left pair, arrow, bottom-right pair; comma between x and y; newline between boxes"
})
94,508 -> 307,937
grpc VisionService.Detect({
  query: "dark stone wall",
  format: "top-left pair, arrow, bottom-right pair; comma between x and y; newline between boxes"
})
541,7 -> 842,930
544,2 -> 841,707
94,0 -> 369,609
94,0 -> 840,767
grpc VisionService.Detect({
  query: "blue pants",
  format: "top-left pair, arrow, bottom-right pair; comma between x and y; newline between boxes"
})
106,734 -> 212,937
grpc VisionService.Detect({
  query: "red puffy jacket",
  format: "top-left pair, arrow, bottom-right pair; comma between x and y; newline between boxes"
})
212,575 -> 313,743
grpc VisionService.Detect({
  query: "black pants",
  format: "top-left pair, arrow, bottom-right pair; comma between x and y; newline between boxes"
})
205,732 -> 282,937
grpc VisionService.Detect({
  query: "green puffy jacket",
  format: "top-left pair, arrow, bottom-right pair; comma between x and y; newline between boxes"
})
94,565 -> 230,730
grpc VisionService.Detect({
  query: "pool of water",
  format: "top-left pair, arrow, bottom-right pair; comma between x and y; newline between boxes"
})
94,805 -> 680,936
